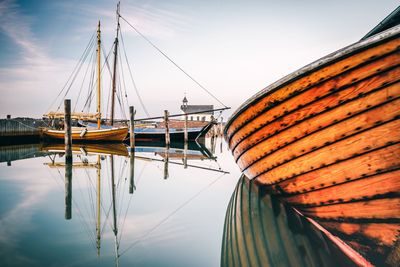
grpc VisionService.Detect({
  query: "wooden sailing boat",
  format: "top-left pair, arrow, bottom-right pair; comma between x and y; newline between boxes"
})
224,8 -> 400,239
42,21 -> 128,142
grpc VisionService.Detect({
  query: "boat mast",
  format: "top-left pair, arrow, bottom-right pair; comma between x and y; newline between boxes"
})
97,21 -> 102,130
110,2 -> 120,126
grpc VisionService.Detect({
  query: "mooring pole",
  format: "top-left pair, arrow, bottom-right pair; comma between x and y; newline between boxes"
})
65,99 -> 72,164
164,110 -> 170,147
129,106 -> 135,149
183,113 -> 188,169
129,106 -> 135,194
64,99 -> 72,220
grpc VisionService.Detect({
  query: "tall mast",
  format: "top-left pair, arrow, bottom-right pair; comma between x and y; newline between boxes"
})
110,2 -> 120,126
97,21 -> 102,130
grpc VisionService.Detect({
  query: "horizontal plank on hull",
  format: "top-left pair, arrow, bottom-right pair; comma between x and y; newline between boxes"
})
318,222 -> 400,247
239,99 -> 400,175
225,29 -> 400,140
230,53 -> 400,149
246,118 -> 400,181
282,169 -> 400,207
300,198 -> 400,220
233,72 -> 400,161
245,86 -> 400,180
258,143 -> 400,190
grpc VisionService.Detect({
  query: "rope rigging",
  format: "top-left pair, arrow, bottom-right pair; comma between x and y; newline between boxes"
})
119,29 -> 151,117
46,30 -> 96,113
119,14 -> 228,109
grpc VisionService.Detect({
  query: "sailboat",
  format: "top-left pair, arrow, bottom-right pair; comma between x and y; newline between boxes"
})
42,20 -> 128,142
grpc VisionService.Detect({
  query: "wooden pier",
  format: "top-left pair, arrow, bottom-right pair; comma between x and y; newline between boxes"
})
0,117 -> 45,143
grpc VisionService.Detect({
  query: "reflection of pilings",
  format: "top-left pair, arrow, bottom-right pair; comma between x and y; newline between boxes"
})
129,106 -> 136,194
211,135 -> 215,154
164,148 -> 169,179
65,158 -> 72,220
136,155 -> 229,174
129,151 -> 135,194
64,99 -> 72,164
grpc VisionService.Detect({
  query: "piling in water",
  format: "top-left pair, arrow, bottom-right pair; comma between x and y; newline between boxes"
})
64,99 -> 72,164
164,110 -> 170,147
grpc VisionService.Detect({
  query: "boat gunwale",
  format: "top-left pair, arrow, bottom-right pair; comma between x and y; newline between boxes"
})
224,25 -> 400,137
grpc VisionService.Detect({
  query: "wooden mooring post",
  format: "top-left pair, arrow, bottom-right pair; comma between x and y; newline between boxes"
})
64,99 -> 72,220
129,106 -> 135,194
65,99 -> 72,164
183,114 -> 188,168
164,110 -> 170,147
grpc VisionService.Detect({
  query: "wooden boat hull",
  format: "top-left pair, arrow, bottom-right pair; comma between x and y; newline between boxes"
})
224,25 -> 400,219
221,176 -> 377,267
41,127 -> 128,142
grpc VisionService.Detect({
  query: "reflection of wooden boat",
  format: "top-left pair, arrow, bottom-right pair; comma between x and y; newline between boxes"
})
42,21 -> 128,142
41,143 -> 128,157
222,176 -> 367,267
224,13 -> 400,234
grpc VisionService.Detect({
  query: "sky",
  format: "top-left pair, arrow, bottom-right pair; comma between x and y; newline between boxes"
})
0,0 -> 398,120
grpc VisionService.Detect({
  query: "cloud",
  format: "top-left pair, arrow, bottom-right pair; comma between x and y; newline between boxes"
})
0,0 -> 52,68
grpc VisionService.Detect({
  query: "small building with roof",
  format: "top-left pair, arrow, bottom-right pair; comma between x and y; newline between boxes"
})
180,96 -> 214,122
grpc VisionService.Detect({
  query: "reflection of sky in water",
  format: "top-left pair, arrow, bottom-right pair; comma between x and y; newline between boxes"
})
0,138 -> 240,267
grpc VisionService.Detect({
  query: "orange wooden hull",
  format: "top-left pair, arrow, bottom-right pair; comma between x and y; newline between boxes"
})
224,25 -> 400,230
42,127 -> 128,142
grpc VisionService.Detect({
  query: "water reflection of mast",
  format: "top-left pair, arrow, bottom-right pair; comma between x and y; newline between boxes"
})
110,155 -> 120,267
96,155 -> 101,256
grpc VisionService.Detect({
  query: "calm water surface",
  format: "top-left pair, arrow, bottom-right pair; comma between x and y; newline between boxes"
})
0,138 -> 241,267
1,138 -> 398,267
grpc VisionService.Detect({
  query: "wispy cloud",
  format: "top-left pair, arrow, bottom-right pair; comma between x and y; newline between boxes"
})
61,1 -> 192,39
0,0 -> 51,68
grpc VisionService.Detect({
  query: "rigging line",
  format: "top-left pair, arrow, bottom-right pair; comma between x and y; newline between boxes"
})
118,161 -> 146,245
117,37 -> 130,115
83,46 -> 114,113
55,35 -> 96,111
58,166 -> 97,249
116,159 -> 128,225
119,172 -> 227,256
120,29 -> 151,117
74,168 -> 96,234
83,51 -> 97,112
73,47 -> 96,112
102,43 -> 115,120
116,67 -> 127,120
46,30 -> 96,113
119,15 -> 228,108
